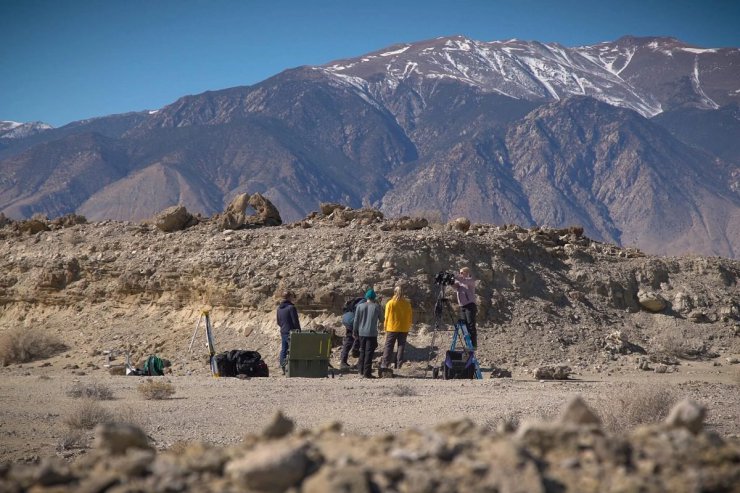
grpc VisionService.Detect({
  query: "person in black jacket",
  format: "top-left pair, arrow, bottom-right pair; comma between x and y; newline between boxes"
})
277,290 -> 301,371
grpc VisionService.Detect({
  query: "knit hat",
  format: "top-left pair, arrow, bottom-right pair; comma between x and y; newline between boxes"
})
365,289 -> 376,300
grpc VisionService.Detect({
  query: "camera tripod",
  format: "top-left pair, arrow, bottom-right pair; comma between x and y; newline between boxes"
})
425,283 -> 483,379
188,307 -> 220,377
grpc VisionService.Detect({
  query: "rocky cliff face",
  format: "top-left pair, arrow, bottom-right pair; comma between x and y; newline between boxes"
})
1,36 -> 738,257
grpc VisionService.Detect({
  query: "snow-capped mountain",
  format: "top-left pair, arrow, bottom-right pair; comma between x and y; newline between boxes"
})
322,35 -> 740,117
0,120 -> 53,140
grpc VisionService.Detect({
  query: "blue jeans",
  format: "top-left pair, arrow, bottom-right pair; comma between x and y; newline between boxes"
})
279,333 -> 290,368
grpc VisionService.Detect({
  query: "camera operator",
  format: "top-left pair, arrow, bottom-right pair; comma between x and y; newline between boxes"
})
454,267 -> 478,349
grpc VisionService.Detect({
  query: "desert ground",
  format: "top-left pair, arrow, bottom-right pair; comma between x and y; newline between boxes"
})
0,208 -> 739,490
1,327 -> 738,463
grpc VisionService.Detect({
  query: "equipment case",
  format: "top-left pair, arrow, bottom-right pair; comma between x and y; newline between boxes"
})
287,332 -> 331,378
443,350 -> 476,379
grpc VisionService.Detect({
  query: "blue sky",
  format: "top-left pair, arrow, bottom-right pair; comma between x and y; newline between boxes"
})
1,0 -> 738,127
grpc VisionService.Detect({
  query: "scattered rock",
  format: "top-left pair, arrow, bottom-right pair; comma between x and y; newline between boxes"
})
688,310 -> 709,323
302,466 -> 372,493
672,291 -> 694,314
262,411 -> 295,439
604,330 -> 645,355
654,364 -> 668,374
636,357 -> 652,371
637,289 -> 667,312
93,423 -> 152,455
152,205 -> 196,233
489,367 -> 512,378
225,441 -> 311,491
448,217 -> 471,232
665,399 -> 706,434
558,396 -> 601,426
533,364 -> 571,380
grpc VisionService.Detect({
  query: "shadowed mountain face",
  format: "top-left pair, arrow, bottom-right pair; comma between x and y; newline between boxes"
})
1,36 -> 738,257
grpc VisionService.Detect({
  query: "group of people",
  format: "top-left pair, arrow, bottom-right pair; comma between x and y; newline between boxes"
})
276,267 -> 478,378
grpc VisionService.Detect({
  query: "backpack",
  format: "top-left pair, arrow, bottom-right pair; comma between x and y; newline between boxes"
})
215,350 -> 269,378
341,297 -> 366,327
342,297 -> 365,314
143,355 -> 165,376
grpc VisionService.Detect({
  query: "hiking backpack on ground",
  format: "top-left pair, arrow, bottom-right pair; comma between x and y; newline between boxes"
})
214,350 -> 269,378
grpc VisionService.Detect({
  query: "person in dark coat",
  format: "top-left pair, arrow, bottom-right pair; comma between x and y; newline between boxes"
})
277,290 -> 301,371
340,294 -> 366,370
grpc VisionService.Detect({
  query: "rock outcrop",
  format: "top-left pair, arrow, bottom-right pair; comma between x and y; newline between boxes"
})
152,205 -> 198,233
215,193 -> 282,230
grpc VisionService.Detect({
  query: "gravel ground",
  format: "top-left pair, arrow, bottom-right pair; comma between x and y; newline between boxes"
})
1,361 -> 738,463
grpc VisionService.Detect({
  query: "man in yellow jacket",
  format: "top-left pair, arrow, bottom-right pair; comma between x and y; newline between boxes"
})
381,285 -> 413,370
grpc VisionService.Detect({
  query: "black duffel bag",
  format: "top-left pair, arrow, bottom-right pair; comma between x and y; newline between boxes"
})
214,352 -> 236,377
215,350 -> 268,377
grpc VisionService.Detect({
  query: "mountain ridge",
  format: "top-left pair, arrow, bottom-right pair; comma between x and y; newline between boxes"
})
1,35 -> 738,258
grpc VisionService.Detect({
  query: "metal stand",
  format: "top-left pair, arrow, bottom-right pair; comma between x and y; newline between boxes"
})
189,308 -> 220,377
425,284 -> 482,379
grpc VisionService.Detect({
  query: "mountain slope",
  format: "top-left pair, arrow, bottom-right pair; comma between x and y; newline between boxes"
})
506,98 -> 738,257
0,35 -> 738,258
381,97 -> 739,257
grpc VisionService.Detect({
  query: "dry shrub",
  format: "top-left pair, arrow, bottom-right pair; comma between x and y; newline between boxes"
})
64,399 -> 114,430
56,430 -> 88,451
114,404 -> 150,432
652,326 -> 709,360
168,441 -> 193,455
67,381 -> 114,400
387,384 -> 417,397
595,384 -> 677,433
0,327 -> 67,365
138,379 -> 175,400
485,410 -> 522,432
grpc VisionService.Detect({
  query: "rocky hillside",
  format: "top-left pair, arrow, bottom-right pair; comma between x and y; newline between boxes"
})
0,36 -> 738,258
0,203 -> 737,374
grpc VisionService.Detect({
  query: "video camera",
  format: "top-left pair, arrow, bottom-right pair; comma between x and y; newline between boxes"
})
434,270 -> 456,286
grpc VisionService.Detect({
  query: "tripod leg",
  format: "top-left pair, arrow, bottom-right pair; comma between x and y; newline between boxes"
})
424,324 -> 439,379
204,312 -> 219,377
188,315 -> 203,353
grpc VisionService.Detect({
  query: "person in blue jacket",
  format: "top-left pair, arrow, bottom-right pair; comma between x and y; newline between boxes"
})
277,290 -> 301,371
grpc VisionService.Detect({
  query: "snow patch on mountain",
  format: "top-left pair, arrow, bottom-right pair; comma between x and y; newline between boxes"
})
323,36 -> 670,117
0,120 -> 53,139
682,47 -> 718,54
691,57 -> 720,109
380,46 -> 410,57
0,121 -> 23,130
